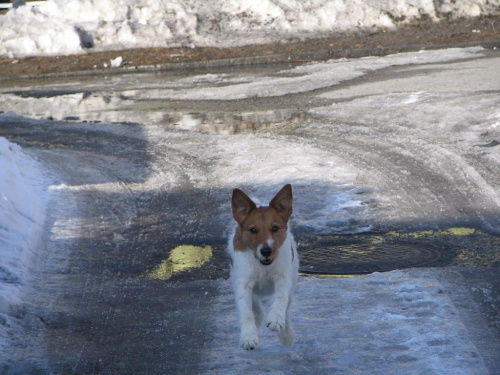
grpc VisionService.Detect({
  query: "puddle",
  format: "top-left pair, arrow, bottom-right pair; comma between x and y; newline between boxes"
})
146,245 -> 213,280
170,110 -> 307,134
0,90 -> 308,134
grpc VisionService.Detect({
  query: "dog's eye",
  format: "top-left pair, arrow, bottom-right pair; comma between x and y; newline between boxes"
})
249,227 -> 258,234
271,226 -> 280,233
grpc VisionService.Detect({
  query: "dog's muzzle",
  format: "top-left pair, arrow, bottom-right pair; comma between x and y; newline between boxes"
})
259,246 -> 273,266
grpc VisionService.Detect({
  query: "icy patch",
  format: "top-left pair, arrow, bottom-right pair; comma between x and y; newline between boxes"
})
51,218 -> 87,240
0,137 -> 47,349
203,271 -> 488,374
312,91 -> 500,138
212,135 -> 368,233
319,56 -> 500,102
126,48 -> 484,100
402,91 -> 432,105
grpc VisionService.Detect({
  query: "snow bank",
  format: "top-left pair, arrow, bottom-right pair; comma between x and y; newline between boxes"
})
1,0 -> 499,58
0,137 -> 47,349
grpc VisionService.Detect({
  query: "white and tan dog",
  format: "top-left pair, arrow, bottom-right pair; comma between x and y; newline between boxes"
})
228,184 -> 299,350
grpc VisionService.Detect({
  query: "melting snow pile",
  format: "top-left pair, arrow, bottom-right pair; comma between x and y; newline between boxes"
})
0,137 -> 46,349
1,0 -> 499,57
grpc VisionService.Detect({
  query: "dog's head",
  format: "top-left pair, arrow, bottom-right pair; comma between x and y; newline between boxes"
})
231,184 -> 293,266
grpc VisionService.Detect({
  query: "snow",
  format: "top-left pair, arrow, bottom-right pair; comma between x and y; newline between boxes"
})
1,0 -> 499,58
0,137 -> 47,350
109,55 -> 123,67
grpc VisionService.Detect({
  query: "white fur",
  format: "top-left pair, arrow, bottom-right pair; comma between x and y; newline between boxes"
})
228,226 -> 299,350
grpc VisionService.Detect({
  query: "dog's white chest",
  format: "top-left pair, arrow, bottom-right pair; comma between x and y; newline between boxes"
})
252,272 -> 277,296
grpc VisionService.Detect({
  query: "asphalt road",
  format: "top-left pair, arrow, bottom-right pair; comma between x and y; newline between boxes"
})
1,47 -> 500,374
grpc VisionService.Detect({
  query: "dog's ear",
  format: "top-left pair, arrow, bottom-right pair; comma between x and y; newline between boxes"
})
232,188 -> 257,225
269,184 -> 293,222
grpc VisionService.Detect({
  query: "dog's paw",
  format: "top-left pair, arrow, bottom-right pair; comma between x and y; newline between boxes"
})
240,335 -> 260,350
279,325 -> 296,347
266,314 -> 286,333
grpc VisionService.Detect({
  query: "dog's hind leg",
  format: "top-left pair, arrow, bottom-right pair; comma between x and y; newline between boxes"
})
252,295 -> 264,327
278,305 -> 296,347
267,279 -> 292,335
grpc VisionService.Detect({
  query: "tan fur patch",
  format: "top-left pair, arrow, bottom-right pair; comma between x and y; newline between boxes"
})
233,226 -> 249,252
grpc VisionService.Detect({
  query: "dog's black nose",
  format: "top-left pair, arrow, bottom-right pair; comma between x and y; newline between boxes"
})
260,247 -> 272,257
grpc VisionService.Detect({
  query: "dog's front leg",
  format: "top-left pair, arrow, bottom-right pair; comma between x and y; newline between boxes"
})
266,277 -> 292,335
235,281 -> 260,350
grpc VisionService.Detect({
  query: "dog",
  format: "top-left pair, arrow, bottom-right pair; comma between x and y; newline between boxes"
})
228,184 -> 299,350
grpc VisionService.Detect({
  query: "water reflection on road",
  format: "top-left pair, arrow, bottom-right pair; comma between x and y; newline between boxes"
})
0,86 -> 310,134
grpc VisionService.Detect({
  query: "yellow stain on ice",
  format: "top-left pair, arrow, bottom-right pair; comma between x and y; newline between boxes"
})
386,227 -> 476,239
147,245 -> 213,280
442,227 -> 476,236
369,236 -> 386,244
